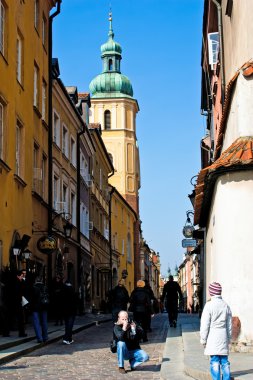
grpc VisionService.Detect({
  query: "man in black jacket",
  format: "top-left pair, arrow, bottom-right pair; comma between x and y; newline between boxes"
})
109,279 -> 129,322
129,280 -> 151,341
161,275 -> 183,328
113,310 -> 149,374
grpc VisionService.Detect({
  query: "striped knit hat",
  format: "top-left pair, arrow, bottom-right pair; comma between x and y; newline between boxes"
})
209,282 -> 222,296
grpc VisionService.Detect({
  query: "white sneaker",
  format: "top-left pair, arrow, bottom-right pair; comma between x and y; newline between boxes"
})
63,340 -> 70,345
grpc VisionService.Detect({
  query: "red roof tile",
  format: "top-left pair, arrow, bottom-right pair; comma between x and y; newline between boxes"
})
194,136 -> 253,225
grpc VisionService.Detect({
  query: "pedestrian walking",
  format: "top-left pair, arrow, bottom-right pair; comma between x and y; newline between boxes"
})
13,270 -> 27,337
113,310 -> 149,374
109,279 -> 130,322
51,275 -> 64,326
200,282 -> 232,380
61,280 -> 78,345
129,280 -> 151,342
30,276 -> 49,343
161,275 -> 183,328
144,280 -> 155,332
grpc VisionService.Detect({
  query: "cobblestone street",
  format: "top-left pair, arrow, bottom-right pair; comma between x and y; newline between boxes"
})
0,314 -> 169,379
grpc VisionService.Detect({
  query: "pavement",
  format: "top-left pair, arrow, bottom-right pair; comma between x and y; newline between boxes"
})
161,314 -> 253,380
0,313 -> 252,379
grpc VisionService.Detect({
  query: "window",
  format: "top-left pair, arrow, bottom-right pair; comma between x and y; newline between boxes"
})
42,14 -> 47,46
108,153 -> 113,165
33,64 -> 39,108
104,110 -> 111,130
225,0 -> 233,17
70,136 -> 76,166
80,153 -> 89,182
15,121 -> 23,176
53,174 -> 60,210
33,144 -> 42,193
127,233 -> 131,262
42,80 -> 47,120
62,124 -> 68,156
0,101 -> 4,159
53,110 -> 60,146
0,0 -> 5,55
70,191 -> 76,226
62,183 -> 68,213
207,32 -> 219,69
80,203 -> 89,238
42,154 -> 47,199
34,0 -> 39,31
16,31 -> 23,84
109,59 -> 113,71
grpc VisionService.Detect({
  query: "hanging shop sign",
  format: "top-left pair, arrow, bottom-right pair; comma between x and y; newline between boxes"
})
37,236 -> 57,254
182,239 -> 197,248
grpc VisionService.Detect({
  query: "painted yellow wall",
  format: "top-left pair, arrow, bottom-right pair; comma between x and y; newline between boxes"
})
0,0 -> 53,268
111,190 -> 136,294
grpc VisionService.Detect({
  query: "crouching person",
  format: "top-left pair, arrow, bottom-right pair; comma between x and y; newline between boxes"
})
113,310 -> 149,374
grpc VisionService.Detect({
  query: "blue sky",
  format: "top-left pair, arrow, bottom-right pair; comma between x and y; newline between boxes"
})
53,0 -> 204,276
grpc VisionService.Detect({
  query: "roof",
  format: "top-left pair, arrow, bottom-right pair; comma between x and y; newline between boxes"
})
194,136 -> 253,225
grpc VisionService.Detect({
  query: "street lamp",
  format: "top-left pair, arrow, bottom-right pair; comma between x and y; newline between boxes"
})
63,220 -> 73,238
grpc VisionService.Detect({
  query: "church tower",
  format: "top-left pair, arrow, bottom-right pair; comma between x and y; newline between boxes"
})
89,13 -> 140,214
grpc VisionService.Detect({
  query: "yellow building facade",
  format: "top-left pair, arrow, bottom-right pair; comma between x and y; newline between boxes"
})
0,0 -> 56,271
110,187 -> 137,294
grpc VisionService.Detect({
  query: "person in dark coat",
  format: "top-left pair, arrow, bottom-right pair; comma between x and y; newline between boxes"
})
129,280 -> 151,342
30,276 -> 49,343
61,280 -> 77,344
144,280 -> 155,332
51,275 -> 64,326
161,275 -> 183,328
109,279 -> 130,322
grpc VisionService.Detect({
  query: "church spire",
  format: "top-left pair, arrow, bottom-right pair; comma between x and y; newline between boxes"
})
108,12 -> 114,40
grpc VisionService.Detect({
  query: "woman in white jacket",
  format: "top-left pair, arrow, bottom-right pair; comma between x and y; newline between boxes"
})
200,282 -> 232,380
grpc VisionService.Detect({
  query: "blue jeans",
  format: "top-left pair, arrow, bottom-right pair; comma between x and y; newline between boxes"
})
117,341 -> 149,369
64,315 -> 75,341
210,355 -> 231,380
32,311 -> 48,342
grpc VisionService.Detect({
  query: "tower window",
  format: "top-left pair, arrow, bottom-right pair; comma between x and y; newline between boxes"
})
109,59 -> 113,71
104,110 -> 111,130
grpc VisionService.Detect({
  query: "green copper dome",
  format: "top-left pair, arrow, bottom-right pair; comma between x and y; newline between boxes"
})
89,13 -> 133,99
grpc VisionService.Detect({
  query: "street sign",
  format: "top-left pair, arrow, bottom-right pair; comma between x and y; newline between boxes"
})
182,238 -> 197,248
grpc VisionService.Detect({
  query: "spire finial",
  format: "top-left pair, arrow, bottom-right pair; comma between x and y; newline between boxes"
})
108,9 -> 114,39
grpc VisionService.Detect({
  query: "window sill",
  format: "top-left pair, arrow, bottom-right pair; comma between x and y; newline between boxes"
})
14,174 -> 27,187
42,119 -> 48,130
33,105 -> 42,119
17,80 -> 24,91
0,51 -> 8,65
0,158 -> 11,173
70,162 -> 77,171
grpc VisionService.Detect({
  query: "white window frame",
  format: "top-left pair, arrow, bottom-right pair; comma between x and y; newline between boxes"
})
33,64 -> 39,108
208,32 -> 219,69
42,154 -> 47,199
53,174 -> 60,211
0,1 -> 5,55
80,202 -> 89,238
34,0 -> 39,31
62,124 -> 69,157
53,110 -> 60,147
70,136 -> 76,167
70,191 -> 76,226
42,80 -> 46,120
15,121 -> 22,176
62,182 -> 69,213
16,32 -> 23,84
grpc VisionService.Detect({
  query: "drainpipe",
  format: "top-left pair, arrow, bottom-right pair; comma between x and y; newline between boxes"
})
48,0 -> 61,287
108,185 -> 115,291
76,123 -> 86,311
211,0 -> 225,105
